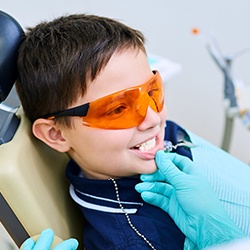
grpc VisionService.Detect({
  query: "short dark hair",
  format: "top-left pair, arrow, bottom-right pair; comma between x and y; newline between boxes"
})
16,14 -> 146,126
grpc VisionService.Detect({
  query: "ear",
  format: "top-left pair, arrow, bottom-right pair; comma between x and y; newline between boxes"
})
32,118 -> 71,153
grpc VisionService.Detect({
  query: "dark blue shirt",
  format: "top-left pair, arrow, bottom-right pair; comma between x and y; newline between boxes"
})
66,121 -> 192,249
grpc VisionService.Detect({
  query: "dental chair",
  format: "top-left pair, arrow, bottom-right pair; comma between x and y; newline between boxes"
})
0,10 -> 83,249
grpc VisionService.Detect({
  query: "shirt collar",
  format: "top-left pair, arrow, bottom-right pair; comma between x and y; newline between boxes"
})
66,161 -> 143,213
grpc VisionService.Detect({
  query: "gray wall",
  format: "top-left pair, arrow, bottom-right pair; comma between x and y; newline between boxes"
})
2,0 -> 250,163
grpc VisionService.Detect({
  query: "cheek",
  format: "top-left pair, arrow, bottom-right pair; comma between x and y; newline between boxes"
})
71,127 -> 134,156
159,105 -> 167,128
161,105 -> 167,120
94,129 -> 134,152
158,105 -> 167,139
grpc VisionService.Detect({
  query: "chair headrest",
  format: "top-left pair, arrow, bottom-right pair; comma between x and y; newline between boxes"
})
0,10 -> 24,102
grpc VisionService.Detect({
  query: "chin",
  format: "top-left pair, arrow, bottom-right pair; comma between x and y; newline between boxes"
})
140,162 -> 158,175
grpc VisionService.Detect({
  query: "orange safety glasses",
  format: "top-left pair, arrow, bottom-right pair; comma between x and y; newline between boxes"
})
43,70 -> 164,129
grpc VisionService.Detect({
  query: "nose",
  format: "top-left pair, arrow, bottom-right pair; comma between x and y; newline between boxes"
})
137,105 -> 161,131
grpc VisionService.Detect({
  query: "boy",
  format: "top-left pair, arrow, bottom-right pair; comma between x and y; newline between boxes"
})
17,14 -> 185,249
17,14 -> 250,249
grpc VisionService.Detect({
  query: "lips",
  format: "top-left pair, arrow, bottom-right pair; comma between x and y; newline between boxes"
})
132,137 -> 156,151
130,135 -> 164,160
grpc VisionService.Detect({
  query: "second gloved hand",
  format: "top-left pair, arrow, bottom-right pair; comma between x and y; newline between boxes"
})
22,228 -> 78,250
135,151 -> 245,249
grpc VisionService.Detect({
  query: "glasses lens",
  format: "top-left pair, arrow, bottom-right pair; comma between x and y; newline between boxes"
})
82,88 -> 142,128
82,72 -> 164,129
148,75 -> 164,113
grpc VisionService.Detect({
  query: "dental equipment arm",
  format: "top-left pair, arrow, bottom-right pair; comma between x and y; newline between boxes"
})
21,228 -> 79,250
135,151 -> 245,249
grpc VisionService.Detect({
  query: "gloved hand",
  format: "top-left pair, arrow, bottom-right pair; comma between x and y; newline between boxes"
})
135,151 -> 245,249
22,228 -> 79,250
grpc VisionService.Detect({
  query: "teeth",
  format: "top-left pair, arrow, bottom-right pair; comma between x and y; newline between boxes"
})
138,138 -> 156,151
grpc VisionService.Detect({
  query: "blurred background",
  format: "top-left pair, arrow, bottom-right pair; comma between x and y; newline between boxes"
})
1,0 -> 250,248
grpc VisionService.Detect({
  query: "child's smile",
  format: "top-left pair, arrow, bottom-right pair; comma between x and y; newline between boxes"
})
133,137 -> 157,151
130,132 -> 165,160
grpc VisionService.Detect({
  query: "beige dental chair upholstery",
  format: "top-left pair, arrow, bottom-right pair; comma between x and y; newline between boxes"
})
0,10 -> 83,249
0,107 -> 83,248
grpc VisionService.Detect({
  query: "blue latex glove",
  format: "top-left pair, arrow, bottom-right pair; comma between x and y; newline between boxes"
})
22,228 -> 79,250
135,151 -> 245,249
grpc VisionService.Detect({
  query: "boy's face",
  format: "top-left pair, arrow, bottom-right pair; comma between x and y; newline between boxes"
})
61,48 -> 167,179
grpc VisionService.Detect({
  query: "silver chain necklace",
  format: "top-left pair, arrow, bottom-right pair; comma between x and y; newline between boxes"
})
109,178 -> 156,250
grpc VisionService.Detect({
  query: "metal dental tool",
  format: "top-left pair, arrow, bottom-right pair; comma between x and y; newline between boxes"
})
164,140 -> 196,152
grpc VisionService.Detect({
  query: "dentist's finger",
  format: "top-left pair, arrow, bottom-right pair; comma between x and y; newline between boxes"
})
22,238 -> 35,250
33,228 -> 54,250
155,151 -> 186,185
140,191 -> 170,213
157,151 -> 194,174
135,182 -> 173,198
